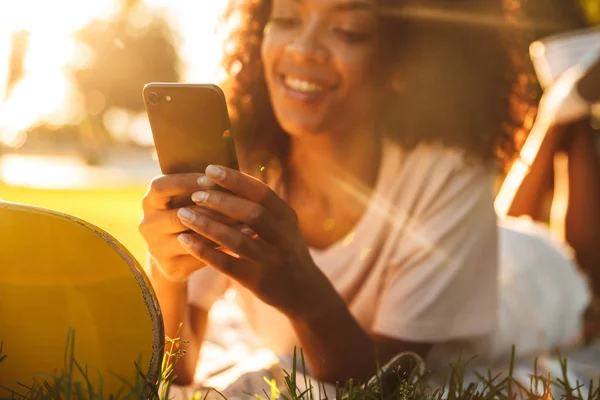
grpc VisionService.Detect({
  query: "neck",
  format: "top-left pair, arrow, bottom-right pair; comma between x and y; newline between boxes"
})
286,127 -> 383,203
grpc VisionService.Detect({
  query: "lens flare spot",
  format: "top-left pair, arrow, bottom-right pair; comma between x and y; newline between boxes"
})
360,248 -> 372,261
343,231 -> 355,247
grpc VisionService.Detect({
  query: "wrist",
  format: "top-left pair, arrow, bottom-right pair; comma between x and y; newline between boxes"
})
149,258 -> 188,297
289,270 -> 347,325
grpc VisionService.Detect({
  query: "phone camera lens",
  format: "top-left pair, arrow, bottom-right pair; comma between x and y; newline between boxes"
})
147,91 -> 160,105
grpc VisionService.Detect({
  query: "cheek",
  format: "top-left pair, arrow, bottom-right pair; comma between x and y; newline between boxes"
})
260,37 -> 274,75
337,48 -> 381,98
261,31 -> 286,77
333,48 -> 387,123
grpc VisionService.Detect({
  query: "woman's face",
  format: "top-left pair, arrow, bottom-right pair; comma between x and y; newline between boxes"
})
261,0 -> 385,138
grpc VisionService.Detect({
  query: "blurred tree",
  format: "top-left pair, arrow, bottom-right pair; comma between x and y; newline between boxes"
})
73,11 -> 180,112
67,2 -> 180,163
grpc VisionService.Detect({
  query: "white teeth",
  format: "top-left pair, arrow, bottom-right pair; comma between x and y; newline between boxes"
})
284,76 -> 325,93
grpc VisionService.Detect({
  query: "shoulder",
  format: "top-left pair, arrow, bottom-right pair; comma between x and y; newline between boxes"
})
402,141 -> 494,182
380,140 -> 497,218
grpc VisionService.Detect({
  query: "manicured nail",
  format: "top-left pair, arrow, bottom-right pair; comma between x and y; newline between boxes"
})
197,176 -> 215,187
206,165 -> 225,181
241,226 -> 255,236
178,234 -> 192,246
192,191 -> 208,203
177,208 -> 195,222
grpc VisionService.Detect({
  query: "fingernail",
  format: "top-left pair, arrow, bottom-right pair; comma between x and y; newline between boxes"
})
241,227 -> 255,236
177,208 -> 195,222
197,176 -> 215,187
192,191 -> 208,203
206,165 -> 225,181
178,233 -> 192,245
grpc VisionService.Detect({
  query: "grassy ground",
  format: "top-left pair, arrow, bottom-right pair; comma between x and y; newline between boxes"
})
0,183 -> 148,264
4,182 -> 600,399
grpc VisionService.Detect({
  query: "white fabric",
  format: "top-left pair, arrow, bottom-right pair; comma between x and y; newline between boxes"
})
531,27 -> 600,126
490,216 -> 592,362
530,26 -> 600,90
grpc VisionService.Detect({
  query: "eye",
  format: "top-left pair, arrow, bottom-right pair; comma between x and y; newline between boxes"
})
333,28 -> 372,43
269,16 -> 301,29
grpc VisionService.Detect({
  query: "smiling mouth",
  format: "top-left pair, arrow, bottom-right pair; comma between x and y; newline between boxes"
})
280,74 -> 331,94
284,76 -> 325,93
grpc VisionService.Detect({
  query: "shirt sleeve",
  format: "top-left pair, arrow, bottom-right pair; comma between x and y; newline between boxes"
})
372,153 -> 499,342
187,266 -> 231,310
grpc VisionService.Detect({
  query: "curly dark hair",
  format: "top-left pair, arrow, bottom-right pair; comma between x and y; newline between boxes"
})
219,0 -> 587,175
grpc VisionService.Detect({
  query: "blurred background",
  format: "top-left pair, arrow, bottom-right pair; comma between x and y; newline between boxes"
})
0,0 -> 599,264
0,0 -> 232,262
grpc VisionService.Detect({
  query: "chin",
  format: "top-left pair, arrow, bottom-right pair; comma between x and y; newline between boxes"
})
273,107 -> 335,138
277,117 -> 332,138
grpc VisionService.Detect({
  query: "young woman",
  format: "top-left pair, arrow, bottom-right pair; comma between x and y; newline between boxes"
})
138,0 -> 600,386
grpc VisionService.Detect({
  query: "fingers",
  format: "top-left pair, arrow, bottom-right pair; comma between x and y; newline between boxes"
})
143,173 -> 217,211
178,233 -> 255,284
189,190 -> 283,243
148,234 -> 192,258
203,165 -> 294,220
177,208 -> 269,262
140,206 -> 237,235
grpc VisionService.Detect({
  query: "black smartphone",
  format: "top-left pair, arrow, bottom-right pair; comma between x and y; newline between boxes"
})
143,83 -> 239,208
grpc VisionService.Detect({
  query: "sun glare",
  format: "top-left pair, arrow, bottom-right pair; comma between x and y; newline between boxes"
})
0,0 -> 120,145
0,0 -> 231,188
0,0 -> 229,148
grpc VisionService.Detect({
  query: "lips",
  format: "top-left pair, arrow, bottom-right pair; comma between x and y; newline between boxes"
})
277,73 -> 337,102
283,75 -> 326,93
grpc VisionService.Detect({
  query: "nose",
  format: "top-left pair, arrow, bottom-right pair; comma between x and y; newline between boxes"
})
284,20 -> 329,64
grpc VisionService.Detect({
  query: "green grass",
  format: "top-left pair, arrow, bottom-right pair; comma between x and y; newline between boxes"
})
0,183 -> 148,264
3,336 -> 600,400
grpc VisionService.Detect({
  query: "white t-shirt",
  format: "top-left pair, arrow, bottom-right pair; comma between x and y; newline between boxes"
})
188,140 -> 499,368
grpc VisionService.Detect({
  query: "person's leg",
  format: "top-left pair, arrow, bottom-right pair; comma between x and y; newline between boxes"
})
564,121 -> 600,293
508,118 -> 600,282
506,125 -> 566,221
507,121 -> 600,240
506,120 -> 600,342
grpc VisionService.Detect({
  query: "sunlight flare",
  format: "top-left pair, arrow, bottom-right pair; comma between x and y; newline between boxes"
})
0,0 -> 229,148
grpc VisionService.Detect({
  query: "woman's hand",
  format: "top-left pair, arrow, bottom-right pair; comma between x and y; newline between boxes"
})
139,173 -> 238,282
176,166 -> 429,383
176,165 -> 335,319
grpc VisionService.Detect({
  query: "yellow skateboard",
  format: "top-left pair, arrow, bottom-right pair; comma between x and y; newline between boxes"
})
0,201 -> 163,397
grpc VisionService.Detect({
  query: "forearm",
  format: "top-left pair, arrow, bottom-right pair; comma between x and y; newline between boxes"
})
565,123 -> 600,291
288,281 -> 424,384
507,124 -> 567,220
148,257 -> 206,385
509,56 -> 600,220
289,292 -> 377,384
